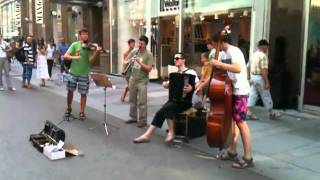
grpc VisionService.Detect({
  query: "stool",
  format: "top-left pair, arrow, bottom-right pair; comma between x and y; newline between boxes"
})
173,108 -> 196,143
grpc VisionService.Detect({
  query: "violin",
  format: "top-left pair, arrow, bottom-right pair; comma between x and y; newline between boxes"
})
82,42 -> 103,52
206,32 -> 233,150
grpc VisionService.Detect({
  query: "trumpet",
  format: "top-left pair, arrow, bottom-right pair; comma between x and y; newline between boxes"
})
122,50 -> 139,76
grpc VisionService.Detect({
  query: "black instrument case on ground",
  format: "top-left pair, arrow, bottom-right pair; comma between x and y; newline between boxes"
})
29,121 -> 65,152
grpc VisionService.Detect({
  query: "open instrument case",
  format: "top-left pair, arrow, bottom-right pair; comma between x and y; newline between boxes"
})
29,121 -> 65,152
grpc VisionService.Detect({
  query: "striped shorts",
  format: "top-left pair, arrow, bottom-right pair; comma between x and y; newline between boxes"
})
66,74 -> 90,94
232,95 -> 249,123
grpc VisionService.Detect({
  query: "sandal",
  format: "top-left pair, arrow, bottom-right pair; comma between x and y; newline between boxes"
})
232,157 -> 254,169
216,150 -> 239,161
79,112 -> 86,121
64,108 -> 72,117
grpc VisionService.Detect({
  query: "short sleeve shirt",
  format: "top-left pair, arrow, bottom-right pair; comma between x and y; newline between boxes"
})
219,45 -> 250,95
23,43 -> 34,63
67,41 -> 94,76
0,40 -> 9,58
249,51 -> 269,75
127,49 -> 154,81
57,43 -> 69,56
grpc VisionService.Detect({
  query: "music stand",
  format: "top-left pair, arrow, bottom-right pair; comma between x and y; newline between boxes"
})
90,73 -> 119,136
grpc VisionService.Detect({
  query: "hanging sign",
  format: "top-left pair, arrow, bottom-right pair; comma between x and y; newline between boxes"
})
35,0 -> 44,24
15,1 -> 21,27
159,0 -> 188,16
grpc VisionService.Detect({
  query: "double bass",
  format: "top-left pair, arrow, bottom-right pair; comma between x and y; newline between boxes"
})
206,39 -> 233,150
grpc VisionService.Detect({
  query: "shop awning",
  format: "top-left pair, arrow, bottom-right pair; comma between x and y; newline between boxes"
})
50,0 -> 102,6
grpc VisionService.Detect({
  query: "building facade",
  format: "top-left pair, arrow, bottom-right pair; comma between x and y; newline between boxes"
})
1,0 -> 319,112
110,0 -> 320,112
0,0 -> 21,38
0,0 -> 109,71
110,0 -> 270,78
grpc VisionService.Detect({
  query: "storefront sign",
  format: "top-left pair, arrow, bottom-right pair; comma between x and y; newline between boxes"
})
14,1 -> 21,27
35,0 -> 44,24
159,0 -> 188,16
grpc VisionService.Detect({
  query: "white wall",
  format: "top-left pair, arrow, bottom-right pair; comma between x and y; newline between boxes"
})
250,0 -> 271,56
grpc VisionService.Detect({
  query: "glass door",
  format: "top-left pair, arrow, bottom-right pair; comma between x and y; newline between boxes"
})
303,2 -> 320,108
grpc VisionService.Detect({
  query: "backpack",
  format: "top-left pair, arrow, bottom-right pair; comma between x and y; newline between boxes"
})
15,47 -> 25,63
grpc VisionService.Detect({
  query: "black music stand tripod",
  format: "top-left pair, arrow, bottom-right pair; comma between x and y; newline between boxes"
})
89,73 -> 120,136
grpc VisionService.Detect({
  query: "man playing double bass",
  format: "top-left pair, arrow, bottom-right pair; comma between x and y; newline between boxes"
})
208,32 -> 254,169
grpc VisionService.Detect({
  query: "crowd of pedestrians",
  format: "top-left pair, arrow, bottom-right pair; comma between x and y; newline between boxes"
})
0,34 -> 69,90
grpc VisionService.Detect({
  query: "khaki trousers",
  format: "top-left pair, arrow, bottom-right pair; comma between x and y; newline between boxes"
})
0,57 -> 12,88
129,78 -> 148,124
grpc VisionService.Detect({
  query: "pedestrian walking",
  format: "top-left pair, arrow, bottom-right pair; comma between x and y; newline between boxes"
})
56,38 -> 70,73
46,38 -> 56,79
0,34 -> 15,91
247,40 -> 281,120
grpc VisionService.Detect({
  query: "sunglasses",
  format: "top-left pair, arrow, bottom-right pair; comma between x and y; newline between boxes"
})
174,57 -> 183,61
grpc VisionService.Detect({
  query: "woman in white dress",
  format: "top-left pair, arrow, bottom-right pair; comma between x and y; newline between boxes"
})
36,38 -> 49,87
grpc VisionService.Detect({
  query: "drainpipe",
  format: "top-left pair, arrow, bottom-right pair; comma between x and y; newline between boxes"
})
298,0 -> 310,111
178,0 -> 184,53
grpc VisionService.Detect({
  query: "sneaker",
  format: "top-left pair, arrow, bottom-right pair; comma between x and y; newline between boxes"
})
0,87 -> 4,91
8,87 -> 16,91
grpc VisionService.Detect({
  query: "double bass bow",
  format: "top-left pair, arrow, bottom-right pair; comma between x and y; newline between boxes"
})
206,31 -> 233,150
